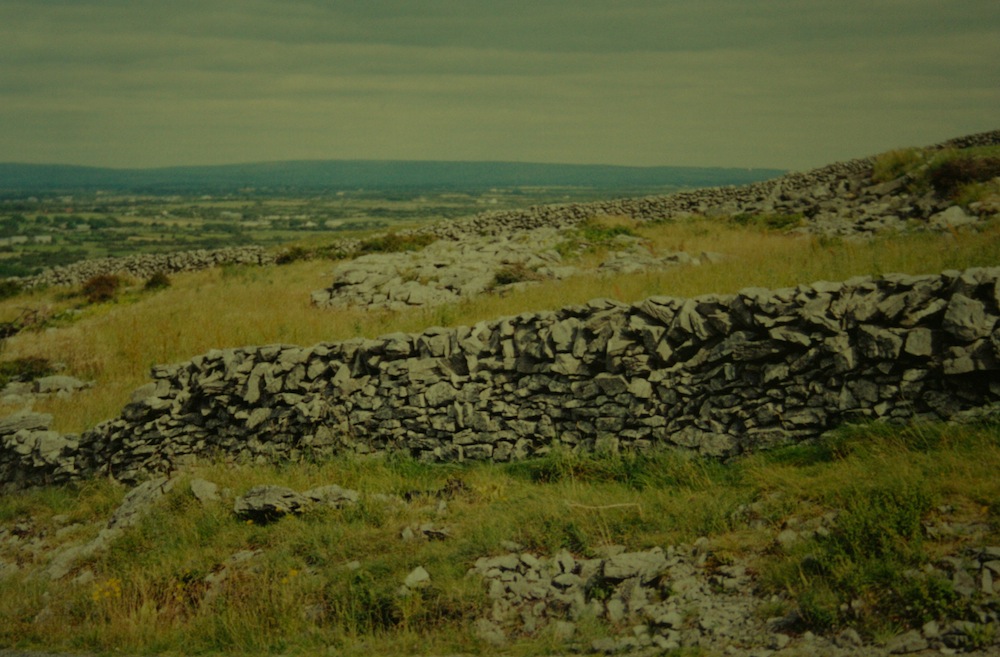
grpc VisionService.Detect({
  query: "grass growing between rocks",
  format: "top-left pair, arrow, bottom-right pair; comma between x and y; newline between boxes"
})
0,421 -> 998,655
2,218 -> 998,434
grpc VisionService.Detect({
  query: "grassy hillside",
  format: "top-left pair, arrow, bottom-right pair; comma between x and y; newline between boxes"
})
2,216 -> 998,434
0,195 -> 998,654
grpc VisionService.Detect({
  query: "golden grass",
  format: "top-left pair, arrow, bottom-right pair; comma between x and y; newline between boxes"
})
1,219 -> 998,433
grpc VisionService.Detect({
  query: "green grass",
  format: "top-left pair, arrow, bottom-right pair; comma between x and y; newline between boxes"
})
871,144 -> 1000,207
0,176 -> 999,654
1,422 -> 997,654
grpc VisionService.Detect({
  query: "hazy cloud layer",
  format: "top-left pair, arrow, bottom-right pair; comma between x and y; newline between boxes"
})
1,0 -> 997,169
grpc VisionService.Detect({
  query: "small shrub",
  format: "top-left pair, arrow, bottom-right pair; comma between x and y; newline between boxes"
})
928,156 -> 1000,199
0,279 -> 22,300
358,232 -> 436,254
731,213 -> 804,230
0,356 -> 55,387
872,148 -> 926,183
490,263 -> 543,288
578,216 -> 638,243
143,272 -> 171,291
81,274 -> 122,303
275,246 -> 312,265
766,481 -> 935,635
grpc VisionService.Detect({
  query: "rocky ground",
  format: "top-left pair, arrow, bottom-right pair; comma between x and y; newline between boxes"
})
3,477 -> 998,656
310,227 -> 719,310
2,130 -> 1000,655
312,129 -> 1000,311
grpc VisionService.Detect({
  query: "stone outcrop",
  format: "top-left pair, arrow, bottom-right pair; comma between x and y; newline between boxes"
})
311,227 -> 714,310
233,483 -> 359,523
0,412 -> 80,490
13,246 -> 274,289
399,129 -> 1000,242
311,129 -> 999,310
3,266 -> 997,489
470,539 -> 1000,655
10,130 -> 998,295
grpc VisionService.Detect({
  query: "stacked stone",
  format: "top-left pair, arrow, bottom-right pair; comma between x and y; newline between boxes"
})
400,128 -> 1000,243
0,412 -> 80,490
25,266 -> 989,486
14,245 -> 274,289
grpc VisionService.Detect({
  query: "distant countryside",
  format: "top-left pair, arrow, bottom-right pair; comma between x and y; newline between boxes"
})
0,161 -> 783,278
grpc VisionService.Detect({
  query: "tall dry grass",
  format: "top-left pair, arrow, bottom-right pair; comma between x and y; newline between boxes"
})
1,219 -> 998,432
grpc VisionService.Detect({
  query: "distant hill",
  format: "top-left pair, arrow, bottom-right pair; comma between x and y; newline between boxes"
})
0,160 -> 785,194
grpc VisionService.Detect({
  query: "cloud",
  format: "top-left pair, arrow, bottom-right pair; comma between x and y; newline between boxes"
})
0,0 -> 997,168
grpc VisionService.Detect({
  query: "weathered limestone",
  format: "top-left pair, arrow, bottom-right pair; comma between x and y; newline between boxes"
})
13,246 -> 274,289
311,228 -> 708,310
398,129 -> 1000,244
0,412 -> 80,490
3,266 -> 998,489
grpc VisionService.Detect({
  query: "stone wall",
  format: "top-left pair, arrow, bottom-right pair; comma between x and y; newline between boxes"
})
4,266 -> 997,489
13,129 -> 998,292
408,129 -> 1000,242
14,246 -> 275,289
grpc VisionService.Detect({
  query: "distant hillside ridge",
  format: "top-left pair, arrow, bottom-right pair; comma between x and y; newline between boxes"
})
0,160 -> 786,194
409,128 -> 1000,240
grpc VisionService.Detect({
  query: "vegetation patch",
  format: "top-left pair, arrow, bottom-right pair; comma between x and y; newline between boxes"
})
0,355 -> 55,388
1,421 -> 995,654
556,215 -> 641,259
730,212 -> 805,230
928,156 -> 1000,200
489,263 -> 545,289
81,274 -> 123,304
757,422 -> 1000,639
0,280 -> 22,301
357,232 -> 437,255
142,271 -> 171,291
872,148 -> 927,183
871,145 -> 1000,207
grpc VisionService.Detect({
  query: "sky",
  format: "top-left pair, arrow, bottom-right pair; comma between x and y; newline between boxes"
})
1,0 -> 998,171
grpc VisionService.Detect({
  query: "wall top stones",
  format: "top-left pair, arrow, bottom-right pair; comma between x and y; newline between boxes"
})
4,266 -> 998,490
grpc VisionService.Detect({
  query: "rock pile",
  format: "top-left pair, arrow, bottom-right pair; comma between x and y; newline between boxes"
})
2,266 -> 996,488
13,246 -> 274,289
472,540 -> 1000,655
310,227 -> 713,310
401,128 -> 1000,243
471,544 -> 807,654
0,412 -> 79,491
0,375 -> 93,406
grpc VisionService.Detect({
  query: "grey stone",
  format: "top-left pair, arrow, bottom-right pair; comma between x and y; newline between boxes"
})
603,549 -> 667,582
190,478 -> 220,504
33,376 -> 91,395
301,484 -> 359,508
942,294 -> 994,341
886,628 -> 929,653
108,477 -> 174,530
473,618 -> 507,646
931,205 -> 977,228
233,485 -> 310,523
404,565 -> 431,589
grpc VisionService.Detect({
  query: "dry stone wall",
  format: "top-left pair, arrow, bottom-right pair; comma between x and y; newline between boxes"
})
407,129 -> 1000,242
4,266 -> 997,489
15,246 -> 274,289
